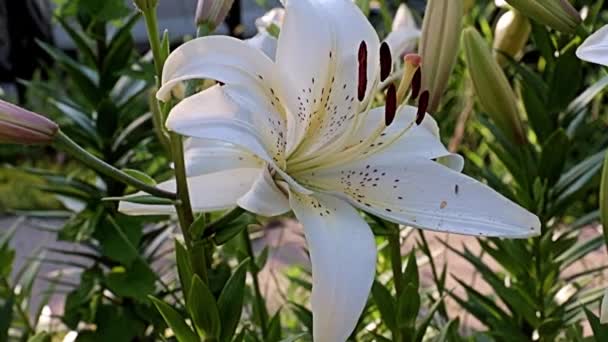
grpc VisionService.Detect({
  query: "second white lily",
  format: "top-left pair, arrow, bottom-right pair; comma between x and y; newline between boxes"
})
120,0 -> 541,341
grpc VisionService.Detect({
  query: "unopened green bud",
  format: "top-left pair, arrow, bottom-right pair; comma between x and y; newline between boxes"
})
195,0 -> 235,30
493,10 -> 531,67
463,28 -> 526,145
0,100 -> 59,145
419,0 -> 463,113
504,0 -> 580,33
133,0 -> 158,12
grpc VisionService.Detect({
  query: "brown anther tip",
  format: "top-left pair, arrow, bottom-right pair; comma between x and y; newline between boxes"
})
380,42 -> 392,82
404,53 -> 422,67
358,41 -> 368,102
416,90 -> 429,125
411,68 -> 422,100
385,83 -> 397,126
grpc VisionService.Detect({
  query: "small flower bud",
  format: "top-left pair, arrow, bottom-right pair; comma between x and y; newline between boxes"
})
504,0 -> 581,33
493,10 -> 531,67
463,28 -> 526,145
195,0 -> 236,30
133,0 -> 158,12
419,0 -> 463,113
0,100 -> 58,145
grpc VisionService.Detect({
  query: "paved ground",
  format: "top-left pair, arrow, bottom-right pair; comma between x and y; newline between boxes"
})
4,214 -> 605,335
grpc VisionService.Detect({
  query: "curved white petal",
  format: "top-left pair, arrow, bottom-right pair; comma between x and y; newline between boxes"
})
277,0 -> 380,156
384,28 -> 421,62
348,106 -> 463,171
237,167 -> 290,216
184,138 -> 264,177
577,24 -> 608,66
157,36 -> 276,101
167,85 -> 286,165
167,85 -> 312,195
246,32 -> 278,60
277,0 -> 333,154
303,157 -> 540,238
289,191 -> 376,342
118,168 -> 261,216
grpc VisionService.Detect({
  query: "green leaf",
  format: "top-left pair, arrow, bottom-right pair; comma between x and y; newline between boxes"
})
55,16 -> 96,66
371,281 -> 396,331
0,295 -> 14,342
95,214 -> 143,265
94,305 -> 145,342
548,46 -> 582,113
27,332 -> 52,342
213,220 -> 250,245
175,240 -> 194,301
435,318 -> 460,342
122,169 -> 157,186
539,129 -> 569,186
59,207 -> 104,242
103,194 -> 174,205
290,302 -> 313,333
267,309 -> 283,342
403,252 -> 419,289
396,284 -> 420,329
189,214 -> 208,240
585,308 -> 608,341
105,260 -> 156,301
256,246 -> 270,271
218,259 -> 249,342
150,296 -> 199,342
600,150 -> 608,249
278,333 -> 311,342
188,276 -> 221,339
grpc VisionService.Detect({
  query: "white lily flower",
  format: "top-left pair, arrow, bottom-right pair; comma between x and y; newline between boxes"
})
120,0 -> 540,340
245,8 -> 284,59
577,24 -> 608,66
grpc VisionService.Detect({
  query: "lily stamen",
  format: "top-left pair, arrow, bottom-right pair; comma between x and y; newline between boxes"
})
379,42 -> 392,82
396,53 -> 422,104
358,41 -> 368,101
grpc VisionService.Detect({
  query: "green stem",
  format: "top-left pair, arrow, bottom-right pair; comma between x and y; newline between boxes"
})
54,131 -> 176,199
387,226 -> 404,342
202,207 -> 246,239
241,229 -> 269,339
142,8 -> 164,86
0,278 -> 34,335
140,3 -> 209,284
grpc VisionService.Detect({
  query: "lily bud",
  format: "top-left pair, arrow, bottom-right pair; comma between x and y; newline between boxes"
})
493,10 -> 531,67
504,0 -> 581,33
133,0 -> 158,12
419,0 -> 463,113
0,100 -> 59,145
463,28 -> 526,145
195,0 -> 235,30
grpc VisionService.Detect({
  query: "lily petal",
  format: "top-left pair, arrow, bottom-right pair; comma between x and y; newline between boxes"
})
577,24 -> 608,66
157,36 -> 276,102
246,32 -> 278,60
304,157 -> 540,238
167,85 -> 286,165
384,28 -> 421,63
283,0 -> 382,158
277,0 -> 334,154
289,191 -> 376,342
167,85 -> 312,195
118,168 -> 261,215
237,167 -> 290,216
184,138 -> 264,177
348,106 -> 463,171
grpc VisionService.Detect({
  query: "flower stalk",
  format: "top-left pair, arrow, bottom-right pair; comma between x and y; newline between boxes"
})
54,131 -> 176,199
138,1 -> 209,283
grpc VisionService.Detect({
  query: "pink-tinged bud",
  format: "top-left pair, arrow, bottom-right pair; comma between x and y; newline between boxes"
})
0,100 -> 58,145
195,0 -> 236,30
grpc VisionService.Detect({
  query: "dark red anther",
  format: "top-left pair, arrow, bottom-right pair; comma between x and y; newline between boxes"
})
358,41 -> 368,102
416,90 -> 429,125
379,42 -> 392,82
385,83 -> 397,126
411,68 -> 422,100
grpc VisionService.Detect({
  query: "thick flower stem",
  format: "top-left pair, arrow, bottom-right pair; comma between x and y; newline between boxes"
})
241,229 -> 270,339
54,131 -> 176,200
140,3 -> 209,284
